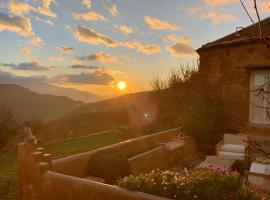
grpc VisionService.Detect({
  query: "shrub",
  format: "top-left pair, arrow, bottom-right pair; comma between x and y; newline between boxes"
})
118,168 -> 270,200
181,96 -> 225,145
88,151 -> 130,184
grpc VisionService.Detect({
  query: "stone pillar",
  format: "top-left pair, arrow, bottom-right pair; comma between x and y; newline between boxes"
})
17,143 -> 37,200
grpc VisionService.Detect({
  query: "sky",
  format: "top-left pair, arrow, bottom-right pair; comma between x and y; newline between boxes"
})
0,0 -> 269,96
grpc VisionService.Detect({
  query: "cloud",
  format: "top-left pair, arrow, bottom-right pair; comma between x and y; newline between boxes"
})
49,56 -> 64,62
0,13 -> 33,36
72,11 -> 107,22
166,34 -> 182,42
167,37 -> 196,57
107,4 -> 119,16
27,36 -> 44,46
75,25 -> 118,47
1,61 -> 48,71
33,16 -> 54,26
117,25 -> 133,35
144,17 -> 180,31
7,0 -> 34,16
121,40 -> 160,55
53,71 -> 114,85
203,0 -> 237,6
261,1 -> 270,13
0,2 -> 4,8
65,25 -> 71,30
0,69 -> 47,81
69,64 -> 99,69
57,46 -> 74,53
20,46 -> 31,56
201,11 -> 236,24
187,5 -> 203,15
78,52 -> 117,63
7,0 -> 57,18
37,0 -> 57,18
75,26 -> 159,54
82,0 -> 91,9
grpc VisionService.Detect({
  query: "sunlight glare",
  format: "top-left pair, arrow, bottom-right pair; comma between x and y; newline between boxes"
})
117,81 -> 127,91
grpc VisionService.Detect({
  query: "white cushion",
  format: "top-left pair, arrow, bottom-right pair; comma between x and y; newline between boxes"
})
249,163 -> 270,190
221,144 -> 246,153
218,151 -> 245,160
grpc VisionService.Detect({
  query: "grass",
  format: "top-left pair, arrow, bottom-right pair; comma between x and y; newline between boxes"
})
0,130 -> 130,200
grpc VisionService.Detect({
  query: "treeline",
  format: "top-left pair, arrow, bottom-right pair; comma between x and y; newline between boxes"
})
0,106 -> 44,153
148,65 -> 228,145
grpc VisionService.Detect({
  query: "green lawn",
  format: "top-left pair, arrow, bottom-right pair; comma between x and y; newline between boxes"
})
0,130 -> 130,200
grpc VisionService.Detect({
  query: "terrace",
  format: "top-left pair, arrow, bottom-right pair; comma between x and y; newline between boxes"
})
18,128 -> 270,200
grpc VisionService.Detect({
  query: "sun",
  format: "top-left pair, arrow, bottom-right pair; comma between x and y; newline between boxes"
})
117,81 -> 127,91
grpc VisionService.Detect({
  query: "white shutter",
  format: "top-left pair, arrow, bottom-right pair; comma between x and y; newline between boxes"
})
250,71 -> 268,123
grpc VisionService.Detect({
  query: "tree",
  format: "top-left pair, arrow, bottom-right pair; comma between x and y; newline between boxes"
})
0,106 -> 17,151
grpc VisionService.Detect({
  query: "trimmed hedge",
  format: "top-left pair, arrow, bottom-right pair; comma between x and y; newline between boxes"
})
88,151 -> 130,184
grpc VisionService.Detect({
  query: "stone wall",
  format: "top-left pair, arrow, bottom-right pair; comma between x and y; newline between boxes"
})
51,128 -> 181,178
198,42 -> 270,132
18,128 -> 197,200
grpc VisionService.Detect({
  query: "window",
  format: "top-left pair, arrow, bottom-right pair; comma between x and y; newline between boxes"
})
250,71 -> 270,124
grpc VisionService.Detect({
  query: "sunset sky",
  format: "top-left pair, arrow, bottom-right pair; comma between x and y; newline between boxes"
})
0,0 -> 269,96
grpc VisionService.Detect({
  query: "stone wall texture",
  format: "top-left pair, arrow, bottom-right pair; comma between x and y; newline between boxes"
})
198,42 -> 270,133
18,128 -> 197,200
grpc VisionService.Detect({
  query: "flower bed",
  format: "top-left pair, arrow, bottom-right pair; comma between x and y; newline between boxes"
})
118,168 -> 270,200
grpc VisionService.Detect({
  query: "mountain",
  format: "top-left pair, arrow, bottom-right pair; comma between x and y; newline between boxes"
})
0,84 -> 84,122
39,91 -> 155,141
0,78 -> 104,103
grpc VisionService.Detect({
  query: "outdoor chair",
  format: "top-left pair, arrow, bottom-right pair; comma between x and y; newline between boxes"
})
245,160 -> 270,191
216,133 -> 250,168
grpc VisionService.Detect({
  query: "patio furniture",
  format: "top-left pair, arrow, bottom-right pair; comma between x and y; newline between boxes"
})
245,161 -> 270,191
198,156 -> 237,171
216,133 -> 250,168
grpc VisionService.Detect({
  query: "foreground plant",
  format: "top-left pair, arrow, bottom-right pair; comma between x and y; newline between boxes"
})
118,168 -> 270,200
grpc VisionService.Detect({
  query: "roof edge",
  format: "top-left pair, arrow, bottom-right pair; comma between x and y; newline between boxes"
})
196,37 -> 270,53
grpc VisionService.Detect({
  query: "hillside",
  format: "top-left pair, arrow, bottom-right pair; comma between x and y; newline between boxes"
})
0,84 -> 84,122
39,91 -> 157,141
0,78 -> 104,103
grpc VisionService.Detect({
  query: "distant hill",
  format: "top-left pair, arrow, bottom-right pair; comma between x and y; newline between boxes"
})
39,91 -> 157,141
0,84 -> 84,122
0,78 -> 104,103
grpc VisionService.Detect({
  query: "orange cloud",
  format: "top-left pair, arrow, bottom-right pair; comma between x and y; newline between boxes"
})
0,13 -> 33,36
203,0 -> 237,6
121,40 -> 160,55
37,0 -> 57,18
107,4 -> 119,16
78,52 -> 117,63
49,56 -> 64,62
118,25 -> 133,35
167,36 -> 196,57
28,36 -> 44,46
75,26 -> 118,47
144,16 -> 180,31
7,0 -> 57,18
81,0 -> 91,9
21,46 -> 31,56
261,1 -> 270,13
72,11 -> 107,21
201,11 -> 236,24
167,34 -> 182,42
8,0 -> 34,15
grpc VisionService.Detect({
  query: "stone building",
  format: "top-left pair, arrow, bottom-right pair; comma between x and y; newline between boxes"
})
197,17 -> 270,136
